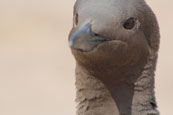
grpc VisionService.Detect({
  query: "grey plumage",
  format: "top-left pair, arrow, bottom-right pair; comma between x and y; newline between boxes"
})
69,0 -> 160,115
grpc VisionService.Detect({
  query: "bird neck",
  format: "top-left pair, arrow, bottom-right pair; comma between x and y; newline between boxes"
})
75,65 -> 120,115
75,61 -> 159,115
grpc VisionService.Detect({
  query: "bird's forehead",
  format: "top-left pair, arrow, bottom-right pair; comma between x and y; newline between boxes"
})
75,0 -> 143,19
75,0 -> 145,35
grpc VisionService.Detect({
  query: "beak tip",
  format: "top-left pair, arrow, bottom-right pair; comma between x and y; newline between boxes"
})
69,40 -> 73,48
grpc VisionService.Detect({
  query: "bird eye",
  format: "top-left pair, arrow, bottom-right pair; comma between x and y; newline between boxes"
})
123,17 -> 136,29
74,13 -> 79,26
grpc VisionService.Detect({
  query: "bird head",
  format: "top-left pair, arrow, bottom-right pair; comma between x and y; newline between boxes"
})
69,0 -> 159,72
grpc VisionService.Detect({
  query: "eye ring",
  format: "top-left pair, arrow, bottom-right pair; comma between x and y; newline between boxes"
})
123,17 -> 136,30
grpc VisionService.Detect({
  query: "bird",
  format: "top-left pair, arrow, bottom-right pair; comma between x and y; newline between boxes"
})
68,0 -> 160,115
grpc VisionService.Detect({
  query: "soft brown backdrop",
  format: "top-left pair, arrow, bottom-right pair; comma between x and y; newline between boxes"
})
0,0 -> 172,115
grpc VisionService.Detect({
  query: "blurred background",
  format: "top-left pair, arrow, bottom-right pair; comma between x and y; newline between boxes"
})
0,0 -> 172,115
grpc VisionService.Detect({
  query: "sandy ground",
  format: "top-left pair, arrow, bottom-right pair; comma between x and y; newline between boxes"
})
0,0 -> 172,115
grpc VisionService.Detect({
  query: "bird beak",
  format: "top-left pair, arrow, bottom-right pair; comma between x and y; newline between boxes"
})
69,23 -> 109,51
69,23 -> 93,48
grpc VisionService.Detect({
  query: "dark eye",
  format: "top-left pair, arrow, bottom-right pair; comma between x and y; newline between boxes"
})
74,13 -> 79,26
123,17 -> 136,29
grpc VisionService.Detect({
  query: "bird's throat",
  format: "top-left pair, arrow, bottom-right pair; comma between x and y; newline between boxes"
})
75,63 -> 159,115
75,65 -> 120,115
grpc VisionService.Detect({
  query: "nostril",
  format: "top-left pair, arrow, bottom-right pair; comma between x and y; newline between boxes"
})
94,33 -> 100,37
